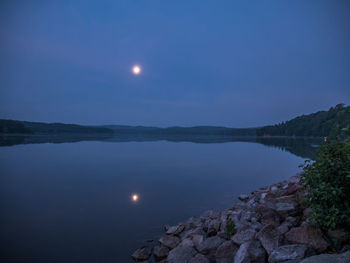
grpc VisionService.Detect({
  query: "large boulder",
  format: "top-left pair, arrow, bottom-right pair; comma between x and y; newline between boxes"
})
268,244 -> 314,263
256,224 -> 282,255
274,202 -> 298,217
131,246 -> 152,261
299,250 -> 350,263
234,240 -> 266,263
215,240 -> 238,262
159,235 -> 180,249
285,226 -> 329,252
197,236 -> 225,255
231,225 -> 257,245
166,224 -> 185,235
239,194 -> 250,202
207,219 -> 221,236
167,245 -> 197,263
153,245 -> 169,260
256,204 -> 281,227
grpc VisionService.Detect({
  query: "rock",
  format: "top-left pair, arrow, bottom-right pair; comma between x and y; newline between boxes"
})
215,240 -> 238,262
231,225 -> 257,245
202,210 -> 221,220
256,224 -> 282,255
192,234 -> 204,248
234,240 -> 266,263
256,204 -> 281,227
167,245 -> 197,263
188,253 -> 210,263
241,211 -> 260,223
207,219 -> 221,236
271,186 -> 278,192
276,221 -> 291,234
153,245 -> 169,260
282,183 -> 303,196
285,226 -> 329,252
239,194 -> 250,201
131,246 -> 152,261
274,202 -> 297,216
268,244 -> 314,263
299,250 -> 350,263
166,224 -> 185,235
274,195 -> 295,204
182,227 -> 206,240
159,235 -> 180,249
181,238 -> 194,247
197,236 -> 225,255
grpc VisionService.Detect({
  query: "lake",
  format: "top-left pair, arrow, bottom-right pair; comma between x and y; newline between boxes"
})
0,136 -> 321,263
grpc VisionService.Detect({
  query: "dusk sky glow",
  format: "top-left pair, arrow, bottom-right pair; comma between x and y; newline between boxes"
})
0,0 -> 349,127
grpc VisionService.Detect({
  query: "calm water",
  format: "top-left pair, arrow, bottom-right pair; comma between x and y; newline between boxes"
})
0,136 -> 320,263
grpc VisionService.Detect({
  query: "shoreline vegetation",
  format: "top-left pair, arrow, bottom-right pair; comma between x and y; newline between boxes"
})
0,104 -> 349,138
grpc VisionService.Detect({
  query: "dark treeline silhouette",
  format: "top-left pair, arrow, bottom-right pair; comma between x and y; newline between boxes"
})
256,104 -> 350,137
0,119 -> 114,135
1,104 -> 349,138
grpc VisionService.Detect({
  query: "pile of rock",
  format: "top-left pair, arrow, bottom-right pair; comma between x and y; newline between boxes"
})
132,174 -> 350,263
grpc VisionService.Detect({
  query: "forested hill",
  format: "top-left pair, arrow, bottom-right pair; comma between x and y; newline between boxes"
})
0,119 -> 114,135
1,104 -> 349,137
256,104 -> 350,137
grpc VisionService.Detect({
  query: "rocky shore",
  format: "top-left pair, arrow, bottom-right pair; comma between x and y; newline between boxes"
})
132,174 -> 350,263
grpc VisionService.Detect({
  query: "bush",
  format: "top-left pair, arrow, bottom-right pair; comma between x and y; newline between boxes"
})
225,215 -> 236,237
301,138 -> 350,229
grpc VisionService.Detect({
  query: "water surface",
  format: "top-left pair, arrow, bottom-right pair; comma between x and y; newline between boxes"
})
0,136 -> 320,262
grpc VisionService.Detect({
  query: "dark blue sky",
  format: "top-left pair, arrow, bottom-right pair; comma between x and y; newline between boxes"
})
1,0 -> 349,127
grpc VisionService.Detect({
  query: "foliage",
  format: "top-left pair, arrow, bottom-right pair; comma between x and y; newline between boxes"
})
301,138 -> 350,229
257,104 -> 350,138
225,214 -> 236,237
0,119 -> 114,135
0,119 -> 33,134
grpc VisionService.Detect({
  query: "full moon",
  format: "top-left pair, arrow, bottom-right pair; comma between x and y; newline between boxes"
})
132,65 -> 141,75
131,193 -> 139,202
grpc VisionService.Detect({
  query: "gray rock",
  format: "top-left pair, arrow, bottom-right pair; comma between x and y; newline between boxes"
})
188,253 -> 210,263
285,226 -> 329,252
192,234 -> 204,248
256,224 -> 282,255
159,235 -> 180,249
268,244 -> 314,263
234,240 -> 266,263
166,224 -> 185,235
299,250 -> 350,263
239,194 -> 250,201
167,245 -> 197,263
153,245 -> 169,260
207,219 -> 221,236
231,225 -> 257,245
197,236 -> 225,255
275,202 -> 297,216
131,246 -> 152,261
181,238 -> 194,247
215,240 -> 238,262
202,210 -> 221,220
256,204 -> 281,227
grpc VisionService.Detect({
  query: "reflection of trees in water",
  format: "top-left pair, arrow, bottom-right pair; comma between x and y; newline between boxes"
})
254,137 -> 322,159
0,135 -> 321,159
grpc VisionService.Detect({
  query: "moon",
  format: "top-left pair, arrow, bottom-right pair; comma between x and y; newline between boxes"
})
132,65 -> 141,75
131,193 -> 139,202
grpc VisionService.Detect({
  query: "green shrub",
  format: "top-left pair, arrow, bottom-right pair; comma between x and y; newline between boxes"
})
301,138 -> 350,229
225,214 -> 236,237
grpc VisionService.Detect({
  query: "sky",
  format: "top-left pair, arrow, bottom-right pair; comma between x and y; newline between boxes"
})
0,0 -> 349,127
